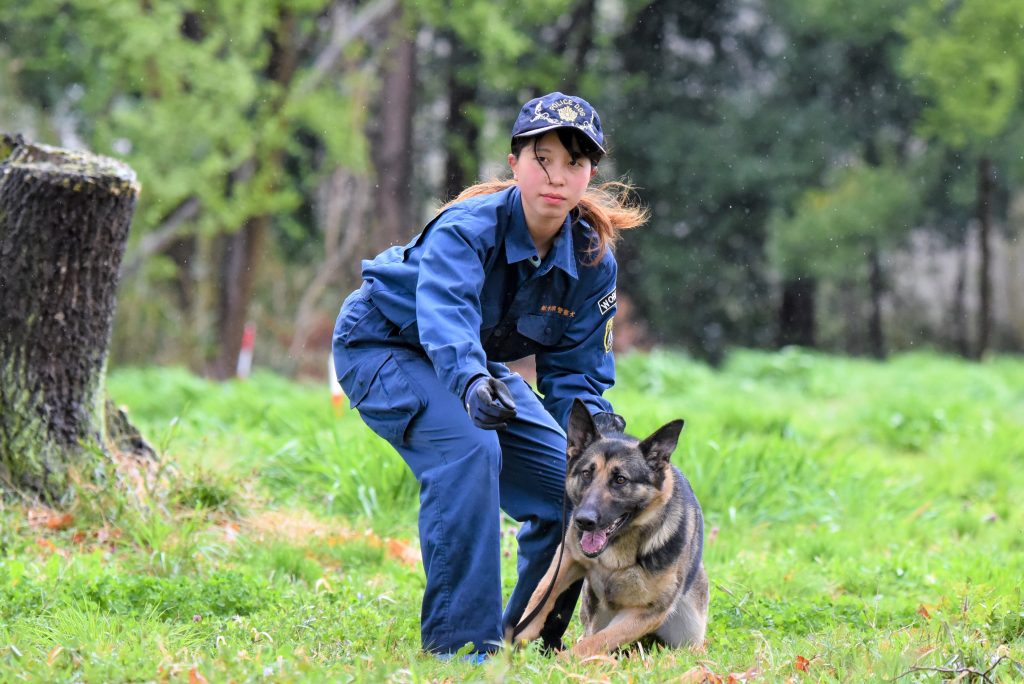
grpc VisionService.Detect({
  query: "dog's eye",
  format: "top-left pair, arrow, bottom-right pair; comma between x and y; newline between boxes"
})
580,469 -> 593,482
614,475 -> 628,485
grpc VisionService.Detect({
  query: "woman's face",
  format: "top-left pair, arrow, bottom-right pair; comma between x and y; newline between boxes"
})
508,131 -> 597,229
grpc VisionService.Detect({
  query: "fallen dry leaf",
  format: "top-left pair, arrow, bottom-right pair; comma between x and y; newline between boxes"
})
795,655 -> 810,672
907,501 -> 932,521
222,522 -> 241,543
36,537 -> 57,553
46,513 -> 74,530
728,666 -> 760,682
681,666 -> 722,683
188,667 -> 209,684
386,538 -> 420,567
917,604 -> 931,619
28,507 -> 72,530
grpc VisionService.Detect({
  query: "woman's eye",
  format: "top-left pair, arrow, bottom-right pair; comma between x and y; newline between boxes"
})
534,156 -> 547,165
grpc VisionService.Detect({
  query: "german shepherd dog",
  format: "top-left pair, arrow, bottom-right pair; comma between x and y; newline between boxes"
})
511,400 -> 708,657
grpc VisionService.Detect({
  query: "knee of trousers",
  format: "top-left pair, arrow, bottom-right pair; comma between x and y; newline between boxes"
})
415,427 -> 503,484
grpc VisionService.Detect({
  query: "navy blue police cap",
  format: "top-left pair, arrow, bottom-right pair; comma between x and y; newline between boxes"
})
511,92 -> 605,154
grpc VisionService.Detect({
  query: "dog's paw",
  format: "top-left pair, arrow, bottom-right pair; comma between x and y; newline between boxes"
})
513,625 -> 541,645
568,639 -> 603,660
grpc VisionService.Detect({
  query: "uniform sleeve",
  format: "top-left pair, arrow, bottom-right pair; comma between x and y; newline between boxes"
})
535,257 -> 618,430
415,210 -> 493,400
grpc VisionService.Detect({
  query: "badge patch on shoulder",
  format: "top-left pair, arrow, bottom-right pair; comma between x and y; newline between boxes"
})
598,289 -> 617,315
603,318 -> 614,353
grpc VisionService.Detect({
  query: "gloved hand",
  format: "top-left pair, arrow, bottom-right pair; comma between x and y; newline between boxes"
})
465,375 -> 517,430
592,411 -> 626,434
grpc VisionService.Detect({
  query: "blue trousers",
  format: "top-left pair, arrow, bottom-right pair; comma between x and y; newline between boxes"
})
333,289 -> 573,654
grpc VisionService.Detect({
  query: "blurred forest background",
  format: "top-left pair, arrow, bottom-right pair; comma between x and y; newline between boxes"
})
2,0 -> 1023,379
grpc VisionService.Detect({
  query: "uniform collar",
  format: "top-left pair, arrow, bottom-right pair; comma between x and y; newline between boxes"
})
506,188 -> 579,279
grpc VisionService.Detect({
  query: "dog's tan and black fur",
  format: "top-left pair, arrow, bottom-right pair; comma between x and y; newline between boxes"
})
512,400 -> 708,657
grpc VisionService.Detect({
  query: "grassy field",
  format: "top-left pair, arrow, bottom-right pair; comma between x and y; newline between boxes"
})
1,348 -> 1023,682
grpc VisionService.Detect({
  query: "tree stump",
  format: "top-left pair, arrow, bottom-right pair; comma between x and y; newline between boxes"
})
0,134 -> 145,503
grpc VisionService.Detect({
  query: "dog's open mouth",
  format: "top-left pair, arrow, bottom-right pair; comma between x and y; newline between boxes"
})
577,513 -> 630,557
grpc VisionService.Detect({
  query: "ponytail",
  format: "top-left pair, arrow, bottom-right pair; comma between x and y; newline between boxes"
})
441,179 -> 648,265
575,181 -> 648,264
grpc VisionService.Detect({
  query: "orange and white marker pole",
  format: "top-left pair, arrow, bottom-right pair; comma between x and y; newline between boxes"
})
237,323 -> 256,379
328,352 -> 345,415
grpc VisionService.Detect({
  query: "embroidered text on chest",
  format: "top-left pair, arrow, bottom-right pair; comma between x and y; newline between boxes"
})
540,305 -> 576,318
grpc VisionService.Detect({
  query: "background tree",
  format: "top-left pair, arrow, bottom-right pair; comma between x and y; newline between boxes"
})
899,0 -> 1024,358
3,0 -> 1024,375
767,0 -> 919,349
768,161 -> 922,358
0,0 -> 376,375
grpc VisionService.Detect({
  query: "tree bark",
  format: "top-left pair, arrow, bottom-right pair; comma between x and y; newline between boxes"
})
210,214 -> 268,379
0,135 -> 140,502
555,0 -> 597,93
288,169 -> 372,360
777,277 -> 816,347
443,33 -> 480,201
867,241 -> 886,359
209,7 -> 298,379
370,10 -> 417,253
975,156 -> 993,359
952,233 -> 969,357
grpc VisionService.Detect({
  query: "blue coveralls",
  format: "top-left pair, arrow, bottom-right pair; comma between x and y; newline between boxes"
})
332,185 -> 619,655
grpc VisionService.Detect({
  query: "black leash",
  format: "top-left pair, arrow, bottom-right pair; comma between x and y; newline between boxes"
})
510,487 -> 570,641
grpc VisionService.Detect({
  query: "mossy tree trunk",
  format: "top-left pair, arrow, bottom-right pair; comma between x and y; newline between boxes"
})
0,134 -> 141,503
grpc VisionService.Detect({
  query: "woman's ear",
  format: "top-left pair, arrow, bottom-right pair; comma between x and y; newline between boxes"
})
590,166 -> 598,179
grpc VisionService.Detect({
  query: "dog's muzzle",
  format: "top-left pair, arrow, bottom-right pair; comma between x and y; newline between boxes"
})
577,513 -> 630,557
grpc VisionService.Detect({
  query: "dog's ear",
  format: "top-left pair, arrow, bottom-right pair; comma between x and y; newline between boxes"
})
638,419 -> 685,470
567,399 -> 600,462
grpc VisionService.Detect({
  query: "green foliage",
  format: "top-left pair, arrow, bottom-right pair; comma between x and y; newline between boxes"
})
0,0 -> 369,239
779,0 -> 914,44
899,0 -> 1024,149
3,351 -> 1024,679
768,160 -> 922,279
408,0 -> 575,90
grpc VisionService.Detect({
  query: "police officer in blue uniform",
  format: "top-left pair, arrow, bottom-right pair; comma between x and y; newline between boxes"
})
332,92 -> 646,658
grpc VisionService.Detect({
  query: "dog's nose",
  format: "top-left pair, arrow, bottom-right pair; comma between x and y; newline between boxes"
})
575,509 -> 599,531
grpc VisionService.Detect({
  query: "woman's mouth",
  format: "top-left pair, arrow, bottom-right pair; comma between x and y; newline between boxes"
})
541,193 -> 565,204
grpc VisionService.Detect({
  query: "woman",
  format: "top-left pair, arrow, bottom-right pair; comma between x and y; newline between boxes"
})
332,92 -> 647,658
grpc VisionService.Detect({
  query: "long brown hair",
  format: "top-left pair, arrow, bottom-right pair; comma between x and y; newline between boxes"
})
440,132 -> 648,264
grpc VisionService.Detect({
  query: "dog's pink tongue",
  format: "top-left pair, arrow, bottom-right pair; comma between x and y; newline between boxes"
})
581,529 -> 608,555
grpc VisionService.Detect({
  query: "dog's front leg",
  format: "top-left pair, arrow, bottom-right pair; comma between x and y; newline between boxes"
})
568,607 -> 666,658
509,545 -> 585,645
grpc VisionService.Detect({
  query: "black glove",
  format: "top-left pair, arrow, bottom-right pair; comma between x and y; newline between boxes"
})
465,376 -> 517,430
592,411 -> 626,434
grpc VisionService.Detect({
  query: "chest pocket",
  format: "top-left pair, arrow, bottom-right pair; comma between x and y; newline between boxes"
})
517,313 -> 572,346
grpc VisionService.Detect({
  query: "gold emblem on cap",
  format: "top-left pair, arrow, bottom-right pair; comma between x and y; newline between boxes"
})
557,106 -> 579,122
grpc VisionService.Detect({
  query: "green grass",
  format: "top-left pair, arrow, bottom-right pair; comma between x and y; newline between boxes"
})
2,348 -> 1023,682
